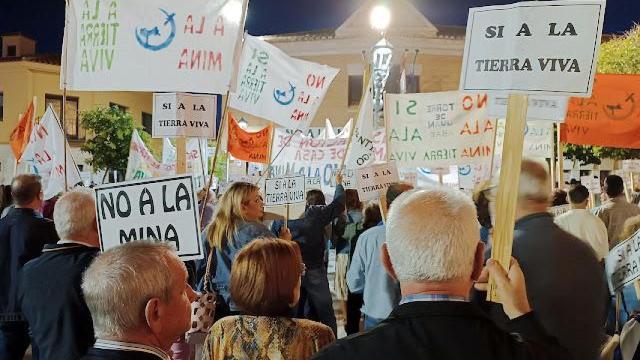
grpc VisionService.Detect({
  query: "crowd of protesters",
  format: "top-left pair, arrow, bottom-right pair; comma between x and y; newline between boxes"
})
2,160 -> 640,359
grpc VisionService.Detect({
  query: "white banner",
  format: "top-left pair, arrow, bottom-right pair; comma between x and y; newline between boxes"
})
94,175 -> 203,260
345,78 -> 384,169
160,138 -> 208,189
487,95 -> 568,122
229,34 -> 339,129
606,229 -> 640,293
264,175 -> 305,206
459,1 -> 605,97
20,106 -> 83,199
386,91 -> 496,168
126,130 -> 176,180
153,93 -> 217,138
62,0 -> 245,92
355,162 -> 399,201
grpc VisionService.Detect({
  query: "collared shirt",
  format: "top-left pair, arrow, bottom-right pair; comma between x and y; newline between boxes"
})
57,239 -> 98,248
554,209 -> 609,260
346,224 -> 400,319
93,339 -> 171,360
399,293 -> 468,305
593,196 -> 640,248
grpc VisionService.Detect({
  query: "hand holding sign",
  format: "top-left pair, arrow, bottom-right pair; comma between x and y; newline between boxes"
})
474,258 -> 532,319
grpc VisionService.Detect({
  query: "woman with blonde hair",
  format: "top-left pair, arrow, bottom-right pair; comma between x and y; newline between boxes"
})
203,238 -> 334,360
199,182 -> 290,317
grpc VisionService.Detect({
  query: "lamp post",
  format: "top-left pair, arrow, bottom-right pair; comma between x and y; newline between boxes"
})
369,5 -> 392,128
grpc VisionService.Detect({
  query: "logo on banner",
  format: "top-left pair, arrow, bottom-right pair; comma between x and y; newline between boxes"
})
135,8 -> 176,51
604,92 -> 635,120
459,165 -> 472,176
273,82 -> 296,105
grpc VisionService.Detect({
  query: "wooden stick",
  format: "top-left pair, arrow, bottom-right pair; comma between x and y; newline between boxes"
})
285,203 -> 289,229
176,137 -> 187,174
488,120 -> 499,179
556,124 -> 564,189
550,123 -> 556,190
487,94 -> 529,302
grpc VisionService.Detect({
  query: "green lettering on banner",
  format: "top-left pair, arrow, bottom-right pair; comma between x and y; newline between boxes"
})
79,0 -> 119,73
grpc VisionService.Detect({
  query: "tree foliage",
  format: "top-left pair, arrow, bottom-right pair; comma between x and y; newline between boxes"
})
80,106 -> 152,175
563,24 -> 640,164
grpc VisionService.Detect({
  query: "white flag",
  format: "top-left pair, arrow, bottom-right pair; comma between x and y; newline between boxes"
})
345,78 -> 378,169
20,106 -> 82,199
229,34 -> 339,130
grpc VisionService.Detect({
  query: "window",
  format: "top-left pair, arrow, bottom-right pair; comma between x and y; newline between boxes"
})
45,94 -> 83,140
0,92 -> 3,121
109,102 -> 128,113
348,75 -> 363,106
7,46 -> 16,57
142,112 -> 153,134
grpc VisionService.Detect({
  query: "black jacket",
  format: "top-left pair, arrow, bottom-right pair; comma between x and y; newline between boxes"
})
19,243 -> 99,360
312,301 -> 571,360
81,348 -> 164,360
271,185 -> 345,268
0,207 -> 58,320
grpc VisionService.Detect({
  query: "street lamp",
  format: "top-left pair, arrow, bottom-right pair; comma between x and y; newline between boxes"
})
369,5 -> 392,127
370,5 -> 391,34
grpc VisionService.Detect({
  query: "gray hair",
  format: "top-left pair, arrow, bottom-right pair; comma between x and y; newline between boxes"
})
518,158 -> 549,204
81,241 -> 178,338
54,188 -> 96,240
386,187 -> 479,282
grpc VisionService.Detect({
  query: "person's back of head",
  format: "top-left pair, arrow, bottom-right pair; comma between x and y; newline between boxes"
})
345,189 -> 361,211
362,202 -> 382,230
550,189 -> 569,207
306,189 -> 326,207
517,159 -> 550,215
385,183 -> 414,210
230,237 -> 305,317
568,185 -> 590,207
385,187 -> 479,283
54,188 -> 99,247
604,175 -> 624,198
81,241 -> 194,351
11,174 -> 43,209
207,181 -> 260,249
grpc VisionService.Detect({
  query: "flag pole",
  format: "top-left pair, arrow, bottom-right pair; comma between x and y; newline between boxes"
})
61,0 -> 71,190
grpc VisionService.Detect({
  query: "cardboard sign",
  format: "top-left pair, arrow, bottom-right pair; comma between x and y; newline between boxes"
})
623,160 -> 640,173
562,74 -> 640,148
264,175 -> 306,206
386,91 -> 496,168
62,0 -> 245,93
152,93 -> 217,138
460,1 -> 605,96
487,95 -> 568,122
305,176 -> 322,190
355,162 -> 399,201
230,34 -> 339,130
581,175 -> 601,195
94,175 -> 203,260
227,114 -> 272,164
606,229 -> 640,293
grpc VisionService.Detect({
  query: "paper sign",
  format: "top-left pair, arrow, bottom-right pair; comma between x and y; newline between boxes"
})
460,1 -> 605,96
264,175 -> 306,206
152,93 -> 217,138
331,169 -> 357,190
581,175 -> 601,194
623,160 -> 640,173
227,114 -> 271,164
62,0 -> 245,93
487,95 -> 568,122
355,162 -> 399,201
94,175 -> 203,260
606,229 -> 640,293
305,176 -> 322,190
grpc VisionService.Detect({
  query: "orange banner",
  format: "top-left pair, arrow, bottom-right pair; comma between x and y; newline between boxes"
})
561,74 -> 640,149
9,100 -> 35,161
227,114 -> 272,164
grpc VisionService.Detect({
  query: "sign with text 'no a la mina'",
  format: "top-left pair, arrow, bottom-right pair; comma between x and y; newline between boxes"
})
606,229 -> 640,293
152,93 -> 217,138
459,1 -> 605,97
264,175 -> 306,206
62,0 -> 246,93
229,34 -> 339,130
385,91 -> 496,168
94,175 -> 203,261
355,162 -> 399,202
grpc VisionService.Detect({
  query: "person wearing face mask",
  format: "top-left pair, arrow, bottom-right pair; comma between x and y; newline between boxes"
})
203,238 -> 335,360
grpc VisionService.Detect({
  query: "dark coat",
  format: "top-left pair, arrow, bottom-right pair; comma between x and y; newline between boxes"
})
0,207 -> 58,320
312,301 -> 571,360
19,243 -> 99,360
81,348 -> 165,360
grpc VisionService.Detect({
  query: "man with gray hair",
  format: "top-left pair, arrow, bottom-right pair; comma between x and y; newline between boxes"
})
315,186 -> 570,359
18,188 -> 100,360
486,158 -> 607,360
80,241 -> 196,360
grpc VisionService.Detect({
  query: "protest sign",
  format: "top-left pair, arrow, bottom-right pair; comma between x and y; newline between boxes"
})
386,91 -> 496,168
305,176 -> 322,190
345,78 -> 382,169
20,106 -> 83,199
581,175 -> 601,194
606,229 -> 640,293
331,168 -> 357,190
227,114 -> 272,164
623,161 -> 640,173
562,74 -> 640,148
94,175 -> 203,260
62,0 -> 246,93
160,137 -> 208,189
126,130 -> 176,180
264,175 -> 305,206
355,162 -> 399,201
460,1 -> 605,96
229,34 -> 339,130
487,95 -> 568,122
152,93 -> 217,138
398,169 -> 417,187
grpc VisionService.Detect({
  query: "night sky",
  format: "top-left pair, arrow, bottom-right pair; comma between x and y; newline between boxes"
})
0,0 -> 637,54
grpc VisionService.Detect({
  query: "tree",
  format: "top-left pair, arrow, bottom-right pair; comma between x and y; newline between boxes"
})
80,106 -> 152,179
564,24 -> 640,164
